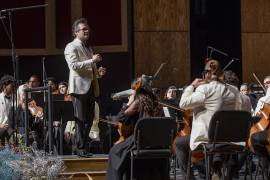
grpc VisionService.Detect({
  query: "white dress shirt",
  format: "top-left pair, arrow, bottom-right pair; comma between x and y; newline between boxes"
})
0,92 -> 13,124
254,88 -> 270,115
179,81 -> 241,150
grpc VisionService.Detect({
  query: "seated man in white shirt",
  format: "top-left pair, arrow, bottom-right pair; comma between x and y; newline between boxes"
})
0,75 -> 16,145
174,59 -> 241,179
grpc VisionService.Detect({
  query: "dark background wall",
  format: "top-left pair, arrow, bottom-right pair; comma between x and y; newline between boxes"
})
190,0 -> 242,80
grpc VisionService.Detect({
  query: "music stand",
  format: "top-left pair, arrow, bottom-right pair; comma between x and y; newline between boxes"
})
53,99 -> 73,155
30,93 -> 72,154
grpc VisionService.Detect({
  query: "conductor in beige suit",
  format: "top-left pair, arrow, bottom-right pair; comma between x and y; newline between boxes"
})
64,18 -> 106,156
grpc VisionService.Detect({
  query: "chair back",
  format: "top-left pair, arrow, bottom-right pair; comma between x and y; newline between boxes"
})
208,110 -> 252,143
134,117 -> 176,150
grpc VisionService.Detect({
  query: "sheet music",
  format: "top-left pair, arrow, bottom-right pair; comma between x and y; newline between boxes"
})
163,107 -> 171,117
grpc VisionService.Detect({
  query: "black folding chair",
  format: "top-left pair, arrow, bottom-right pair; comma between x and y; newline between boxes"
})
189,110 -> 252,180
130,117 -> 177,180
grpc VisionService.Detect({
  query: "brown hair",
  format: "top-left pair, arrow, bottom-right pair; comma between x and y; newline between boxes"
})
203,59 -> 223,82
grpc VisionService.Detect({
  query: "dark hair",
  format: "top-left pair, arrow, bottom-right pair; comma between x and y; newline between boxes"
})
47,77 -> 57,84
0,75 -> 15,85
0,75 -> 15,91
72,18 -> 88,37
28,75 -> 40,82
164,86 -> 177,99
203,59 -> 223,81
223,70 -> 239,87
58,81 -> 68,87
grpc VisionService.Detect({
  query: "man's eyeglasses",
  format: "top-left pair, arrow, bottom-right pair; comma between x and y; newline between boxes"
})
77,27 -> 89,32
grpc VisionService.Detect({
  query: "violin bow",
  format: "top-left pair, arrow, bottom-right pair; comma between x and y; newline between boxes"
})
252,73 -> 267,93
157,101 -> 185,112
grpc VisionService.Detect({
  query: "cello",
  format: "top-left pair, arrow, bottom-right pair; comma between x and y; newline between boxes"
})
248,73 -> 270,153
248,103 -> 270,153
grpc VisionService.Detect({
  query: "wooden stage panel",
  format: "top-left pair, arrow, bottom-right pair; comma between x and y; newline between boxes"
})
134,0 -> 189,31
134,31 -> 190,87
60,154 -> 108,180
242,33 -> 270,82
241,0 -> 270,33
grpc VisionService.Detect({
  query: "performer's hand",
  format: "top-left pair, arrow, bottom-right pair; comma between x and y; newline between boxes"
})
98,66 -> 106,77
92,54 -> 102,63
0,123 -> 8,129
191,78 -> 206,88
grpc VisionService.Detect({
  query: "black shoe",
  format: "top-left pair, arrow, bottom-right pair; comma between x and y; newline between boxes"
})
77,150 -> 93,157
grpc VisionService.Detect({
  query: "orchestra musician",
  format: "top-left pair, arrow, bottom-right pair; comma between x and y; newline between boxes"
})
162,86 -> 181,119
250,76 -> 270,172
14,84 -> 44,149
174,59 -> 243,179
223,70 -> 252,113
240,83 -> 257,112
64,18 -> 106,156
105,75 -> 166,180
47,77 -> 59,94
17,75 -> 40,104
0,75 -> 16,145
223,70 -> 253,177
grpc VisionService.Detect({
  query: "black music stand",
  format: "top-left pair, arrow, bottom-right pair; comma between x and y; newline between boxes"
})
53,99 -> 73,155
30,93 -> 73,154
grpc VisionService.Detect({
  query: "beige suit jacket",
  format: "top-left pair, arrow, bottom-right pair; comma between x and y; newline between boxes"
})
64,38 -> 98,95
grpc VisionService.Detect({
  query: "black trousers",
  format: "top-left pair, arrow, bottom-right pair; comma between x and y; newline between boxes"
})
71,85 -> 95,150
251,130 -> 270,170
0,127 -> 14,145
251,130 -> 269,157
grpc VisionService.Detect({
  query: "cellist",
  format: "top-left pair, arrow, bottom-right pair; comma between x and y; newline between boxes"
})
105,75 -> 165,180
174,59 -> 242,179
250,76 -> 270,172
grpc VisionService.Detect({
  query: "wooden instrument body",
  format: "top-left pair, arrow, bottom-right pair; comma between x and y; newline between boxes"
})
173,108 -> 204,162
99,118 -> 133,144
28,100 -> 43,119
248,103 -> 270,153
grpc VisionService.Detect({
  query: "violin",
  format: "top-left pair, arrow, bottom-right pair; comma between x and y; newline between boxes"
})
64,94 -> 72,101
28,100 -> 44,120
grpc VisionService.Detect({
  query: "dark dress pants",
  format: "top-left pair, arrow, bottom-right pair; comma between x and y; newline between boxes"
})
174,135 -> 190,174
71,85 -> 95,151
